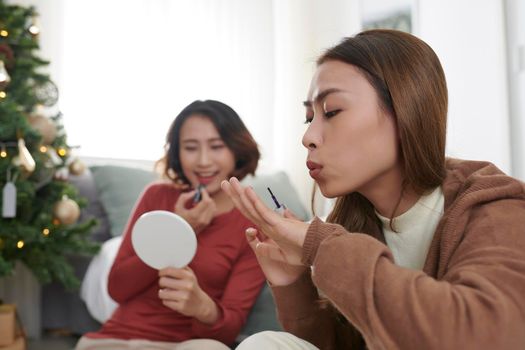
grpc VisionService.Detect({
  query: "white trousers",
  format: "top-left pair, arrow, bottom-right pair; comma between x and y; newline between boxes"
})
75,336 -> 229,350
235,331 -> 319,350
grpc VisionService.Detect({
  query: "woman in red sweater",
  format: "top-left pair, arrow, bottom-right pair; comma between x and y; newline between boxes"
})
75,100 -> 266,350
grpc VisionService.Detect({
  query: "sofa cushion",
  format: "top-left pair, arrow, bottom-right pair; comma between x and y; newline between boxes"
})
68,168 -> 112,242
242,171 -> 310,221
90,165 -> 157,237
238,283 -> 282,340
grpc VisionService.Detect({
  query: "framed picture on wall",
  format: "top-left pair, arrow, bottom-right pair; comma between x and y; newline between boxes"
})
361,0 -> 416,33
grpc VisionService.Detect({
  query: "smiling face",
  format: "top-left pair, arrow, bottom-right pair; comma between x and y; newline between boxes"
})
302,60 -> 402,199
179,114 -> 236,197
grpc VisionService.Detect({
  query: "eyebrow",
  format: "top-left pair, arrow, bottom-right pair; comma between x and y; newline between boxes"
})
181,137 -> 223,144
302,88 -> 345,107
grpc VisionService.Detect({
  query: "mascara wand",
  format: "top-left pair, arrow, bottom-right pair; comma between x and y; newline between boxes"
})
267,187 -> 285,215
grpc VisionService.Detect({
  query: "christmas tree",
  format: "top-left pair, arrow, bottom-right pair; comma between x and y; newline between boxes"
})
0,0 -> 98,289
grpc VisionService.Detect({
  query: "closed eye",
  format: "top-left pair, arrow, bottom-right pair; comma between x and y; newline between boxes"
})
325,109 -> 341,118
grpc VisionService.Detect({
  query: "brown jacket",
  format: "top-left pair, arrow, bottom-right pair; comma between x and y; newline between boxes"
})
272,159 -> 525,349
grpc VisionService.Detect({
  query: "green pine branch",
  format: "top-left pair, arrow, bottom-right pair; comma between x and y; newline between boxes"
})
0,0 -> 99,289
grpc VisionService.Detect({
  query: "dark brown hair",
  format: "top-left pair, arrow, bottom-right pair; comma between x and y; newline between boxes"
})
157,100 -> 260,185
321,29 -> 448,232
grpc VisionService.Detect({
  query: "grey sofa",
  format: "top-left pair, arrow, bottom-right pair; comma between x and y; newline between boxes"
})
42,164 -> 310,344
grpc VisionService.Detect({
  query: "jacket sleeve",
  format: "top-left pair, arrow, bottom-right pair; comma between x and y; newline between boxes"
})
271,270 -> 365,349
191,236 -> 266,345
300,199 -> 525,350
107,184 -> 164,303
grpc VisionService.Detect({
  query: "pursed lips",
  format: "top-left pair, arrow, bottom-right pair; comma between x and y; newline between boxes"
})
306,160 -> 323,179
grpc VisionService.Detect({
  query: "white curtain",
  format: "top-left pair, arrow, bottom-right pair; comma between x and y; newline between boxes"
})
58,0 -> 276,165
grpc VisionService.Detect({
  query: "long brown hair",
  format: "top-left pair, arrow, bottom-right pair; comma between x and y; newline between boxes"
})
321,29 -> 448,233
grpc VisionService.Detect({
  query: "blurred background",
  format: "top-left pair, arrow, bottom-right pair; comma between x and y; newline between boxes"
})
9,0 -> 525,215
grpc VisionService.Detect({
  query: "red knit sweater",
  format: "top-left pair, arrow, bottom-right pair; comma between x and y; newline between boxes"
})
84,182 -> 265,345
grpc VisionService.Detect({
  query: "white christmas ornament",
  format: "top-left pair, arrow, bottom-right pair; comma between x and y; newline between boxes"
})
17,138 -> 36,173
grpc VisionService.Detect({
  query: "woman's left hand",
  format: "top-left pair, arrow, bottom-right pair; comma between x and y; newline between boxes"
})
221,177 -> 310,266
158,266 -> 219,324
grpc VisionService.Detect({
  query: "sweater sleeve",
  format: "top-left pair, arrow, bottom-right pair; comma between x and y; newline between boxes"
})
107,184 -> 165,303
270,217 -> 366,349
191,235 -> 266,345
302,201 -> 525,349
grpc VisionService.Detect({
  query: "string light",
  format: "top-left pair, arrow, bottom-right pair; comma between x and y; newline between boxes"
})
57,147 -> 67,157
0,141 -> 17,157
39,145 -> 48,153
42,228 -> 50,236
28,24 -> 40,36
0,91 -> 6,98
0,30 -> 8,37
16,240 -> 24,249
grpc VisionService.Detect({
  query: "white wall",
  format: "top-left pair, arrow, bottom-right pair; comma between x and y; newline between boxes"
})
416,0 -> 511,173
272,0 -> 361,215
505,0 -> 525,180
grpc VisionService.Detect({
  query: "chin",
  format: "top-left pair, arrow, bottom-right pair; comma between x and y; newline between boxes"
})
206,182 -> 222,195
318,181 -> 356,199
317,183 -> 339,198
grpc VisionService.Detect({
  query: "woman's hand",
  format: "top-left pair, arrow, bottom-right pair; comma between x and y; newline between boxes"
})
174,188 -> 216,234
245,227 -> 307,286
158,266 -> 219,324
221,178 -> 310,285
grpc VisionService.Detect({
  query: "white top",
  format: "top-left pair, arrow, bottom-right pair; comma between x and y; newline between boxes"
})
376,186 -> 445,270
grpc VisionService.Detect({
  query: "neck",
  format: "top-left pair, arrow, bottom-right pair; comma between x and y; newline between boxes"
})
211,189 -> 234,214
360,165 -> 420,219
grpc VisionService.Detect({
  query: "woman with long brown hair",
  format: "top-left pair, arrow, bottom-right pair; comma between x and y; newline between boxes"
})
222,30 -> 525,349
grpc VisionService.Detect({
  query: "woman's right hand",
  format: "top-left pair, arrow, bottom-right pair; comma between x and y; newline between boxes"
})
174,188 -> 216,234
245,209 -> 307,286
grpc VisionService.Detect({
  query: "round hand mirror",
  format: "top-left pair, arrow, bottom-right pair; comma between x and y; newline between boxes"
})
131,210 -> 197,269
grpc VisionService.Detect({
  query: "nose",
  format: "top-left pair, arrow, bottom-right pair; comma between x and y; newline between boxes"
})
302,117 -> 321,150
198,148 -> 211,166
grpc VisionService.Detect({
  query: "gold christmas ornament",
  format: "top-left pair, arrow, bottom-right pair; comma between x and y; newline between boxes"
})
0,60 -> 11,90
53,195 -> 80,225
17,138 -> 36,173
28,114 -> 57,145
69,158 -> 86,175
